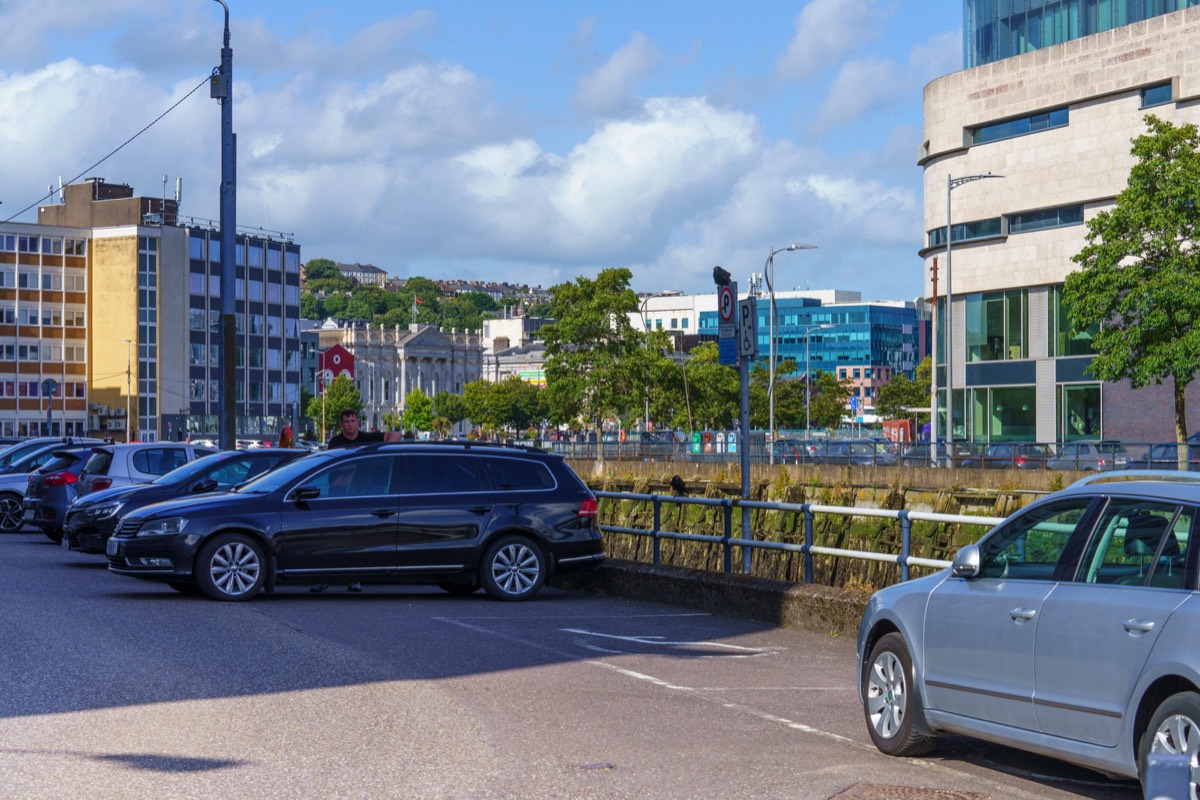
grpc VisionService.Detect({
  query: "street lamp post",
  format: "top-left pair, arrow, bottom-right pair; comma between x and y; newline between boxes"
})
943,172 -> 1002,466
803,324 -> 834,440
210,0 -> 237,451
765,243 -> 817,464
124,338 -> 132,442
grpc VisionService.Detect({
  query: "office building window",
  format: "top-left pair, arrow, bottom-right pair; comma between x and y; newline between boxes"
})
928,217 -> 1003,248
966,289 -> 1028,362
1048,285 -> 1097,357
1009,204 -> 1083,234
1142,82 -> 1173,108
968,107 -> 1068,146
1058,384 -> 1102,441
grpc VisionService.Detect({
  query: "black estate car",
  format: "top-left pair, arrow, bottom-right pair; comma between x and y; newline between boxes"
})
106,442 -> 604,601
65,448 -> 307,553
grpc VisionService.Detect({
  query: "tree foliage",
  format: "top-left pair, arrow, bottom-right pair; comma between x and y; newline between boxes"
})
401,387 -> 434,433
1066,115 -> 1200,460
541,268 -> 643,456
304,374 -> 361,440
874,357 -> 931,424
681,343 -> 739,430
808,371 -> 853,432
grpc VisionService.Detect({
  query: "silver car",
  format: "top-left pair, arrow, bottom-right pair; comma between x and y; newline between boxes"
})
857,473 -> 1200,794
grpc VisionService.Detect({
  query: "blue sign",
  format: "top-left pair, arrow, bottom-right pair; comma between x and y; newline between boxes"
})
718,337 -> 737,365
849,395 -> 858,412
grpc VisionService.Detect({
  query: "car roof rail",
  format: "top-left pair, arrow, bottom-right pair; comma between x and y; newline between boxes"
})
346,439 -> 548,455
1071,469 -> 1200,488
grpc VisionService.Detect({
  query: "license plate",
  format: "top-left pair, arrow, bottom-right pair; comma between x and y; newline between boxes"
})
106,538 -> 119,557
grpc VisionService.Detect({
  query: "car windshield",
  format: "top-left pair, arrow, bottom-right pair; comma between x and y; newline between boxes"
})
232,451 -> 328,494
151,452 -> 229,486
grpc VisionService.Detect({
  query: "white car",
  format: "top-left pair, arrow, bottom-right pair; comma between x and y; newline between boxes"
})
76,443 -> 219,498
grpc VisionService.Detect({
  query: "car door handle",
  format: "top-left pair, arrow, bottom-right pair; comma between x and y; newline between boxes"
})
370,509 -> 396,518
1123,619 -> 1155,634
467,506 -> 490,515
1009,608 -> 1037,621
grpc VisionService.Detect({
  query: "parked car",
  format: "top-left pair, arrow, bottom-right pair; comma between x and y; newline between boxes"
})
76,442 -> 218,498
106,441 -> 604,601
22,447 -> 95,542
771,438 -> 810,463
808,440 -> 899,467
0,441 -> 103,533
959,442 -> 1053,469
857,473 -> 1200,795
64,448 -> 307,553
1123,442 -> 1200,471
897,442 -> 979,468
0,436 -> 101,474
1046,440 -> 1129,471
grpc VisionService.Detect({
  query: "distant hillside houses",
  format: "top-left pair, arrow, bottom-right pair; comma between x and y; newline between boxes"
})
383,276 -> 550,304
334,262 -> 389,287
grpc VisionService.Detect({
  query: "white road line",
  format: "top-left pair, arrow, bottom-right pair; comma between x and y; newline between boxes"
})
561,627 -> 781,656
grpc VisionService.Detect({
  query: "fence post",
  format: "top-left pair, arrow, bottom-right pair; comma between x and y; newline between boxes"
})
803,505 -> 814,584
722,499 -> 733,574
652,495 -> 662,566
899,509 -> 911,582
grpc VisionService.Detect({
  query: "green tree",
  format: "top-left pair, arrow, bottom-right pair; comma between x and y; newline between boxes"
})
302,258 -> 340,281
462,379 -> 497,429
432,391 -> 467,426
401,387 -> 434,433
492,376 -> 545,432
299,293 -> 323,320
874,357 -> 932,425
1066,115 -> 1200,466
748,358 -> 806,430
304,374 -> 361,441
808,371 -> 853,432
541,268 -> 645,459
682,343 -> 739,429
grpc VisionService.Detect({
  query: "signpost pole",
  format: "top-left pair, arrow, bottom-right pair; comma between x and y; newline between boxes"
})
737,294 -> 757,575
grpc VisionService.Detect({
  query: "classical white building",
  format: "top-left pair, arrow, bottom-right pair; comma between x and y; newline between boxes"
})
922,4 -> 1200,444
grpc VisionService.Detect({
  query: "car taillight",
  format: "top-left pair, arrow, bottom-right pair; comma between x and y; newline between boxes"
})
577,497 -> 598,519
1098,458 -> 1107,468
1015,455 -> 1027,466
91,477 -> 113,491
43,471 -> 78,487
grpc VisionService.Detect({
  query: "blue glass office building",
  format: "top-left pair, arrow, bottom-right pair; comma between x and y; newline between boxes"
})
965,0 -> 1198,67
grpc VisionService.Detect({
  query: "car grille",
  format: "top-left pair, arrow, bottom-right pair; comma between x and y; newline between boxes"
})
115,517 -> 144,538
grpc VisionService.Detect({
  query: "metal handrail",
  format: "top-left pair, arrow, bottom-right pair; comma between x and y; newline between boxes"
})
595,491 -> 1005,582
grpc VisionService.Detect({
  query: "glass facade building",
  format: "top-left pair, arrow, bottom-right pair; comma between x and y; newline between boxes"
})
965,0 -> 1199,67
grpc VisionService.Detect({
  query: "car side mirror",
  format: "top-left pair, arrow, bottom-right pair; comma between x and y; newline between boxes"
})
289,485 -> 321,502
952,544 -> 981,578
191,478 -> 219,493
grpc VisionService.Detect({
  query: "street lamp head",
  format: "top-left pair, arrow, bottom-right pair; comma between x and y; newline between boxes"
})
712,265 -> 732,286
785,243 -> 817,251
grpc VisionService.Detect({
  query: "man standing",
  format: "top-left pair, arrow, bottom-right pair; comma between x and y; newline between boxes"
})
327,410 -> 402,449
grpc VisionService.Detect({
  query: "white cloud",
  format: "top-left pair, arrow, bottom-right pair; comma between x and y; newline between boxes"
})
809,57 -> 906,133
775,0 -> 887,82
574,32 -> 661,118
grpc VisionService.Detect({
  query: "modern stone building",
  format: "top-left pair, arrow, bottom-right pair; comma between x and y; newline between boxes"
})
922,3 -> 1200,444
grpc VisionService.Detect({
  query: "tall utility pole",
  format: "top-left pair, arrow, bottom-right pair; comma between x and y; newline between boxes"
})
211,0 -> 237,451
124,339 -> 132,442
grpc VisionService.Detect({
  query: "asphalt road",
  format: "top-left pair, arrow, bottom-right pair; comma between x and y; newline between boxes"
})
0,529 -> 1145,800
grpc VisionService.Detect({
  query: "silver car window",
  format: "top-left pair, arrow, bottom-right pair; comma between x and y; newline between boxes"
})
979,497 -> 1093,580
1076,500 -> 1191,589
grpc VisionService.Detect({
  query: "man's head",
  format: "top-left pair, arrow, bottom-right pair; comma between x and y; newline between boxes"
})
339,410 -> 361,438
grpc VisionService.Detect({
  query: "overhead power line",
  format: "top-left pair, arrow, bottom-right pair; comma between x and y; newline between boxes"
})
2,74 -> 211,226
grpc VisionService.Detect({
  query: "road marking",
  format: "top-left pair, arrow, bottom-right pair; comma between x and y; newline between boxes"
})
560,627 -> 782,657
434,617 -> 1066,800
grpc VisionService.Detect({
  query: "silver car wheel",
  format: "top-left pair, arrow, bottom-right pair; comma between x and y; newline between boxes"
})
209,540 -> 261,597
867,650 -> 907,740
0,494 -> 23,533
490,542 -> 540,596
1151,713 -> 1200,800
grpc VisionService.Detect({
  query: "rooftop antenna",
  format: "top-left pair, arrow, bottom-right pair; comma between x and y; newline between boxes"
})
58,176 -> 64,203
175,177 -> 183,206
162,174 -> 167,206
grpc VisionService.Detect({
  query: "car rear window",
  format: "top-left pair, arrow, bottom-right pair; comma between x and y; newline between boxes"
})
132,448 -> 189,475
482,457 -> 555,491
82,450 -> 113,477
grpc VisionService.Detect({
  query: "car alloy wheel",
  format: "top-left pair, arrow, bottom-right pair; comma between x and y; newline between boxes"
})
196,534 -> 265,601
481,536 -> 545,601
0,493 -> 23,533
1141,692 -> 1200,800
863,632 -> 936,757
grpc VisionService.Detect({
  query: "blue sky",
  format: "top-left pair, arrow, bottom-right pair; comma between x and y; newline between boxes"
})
0,0 -> 962,300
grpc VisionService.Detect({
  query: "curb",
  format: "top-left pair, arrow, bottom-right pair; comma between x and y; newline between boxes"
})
554,559 -> 870,637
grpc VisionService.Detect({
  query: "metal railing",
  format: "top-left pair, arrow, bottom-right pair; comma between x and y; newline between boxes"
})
596,491 -> 1005,582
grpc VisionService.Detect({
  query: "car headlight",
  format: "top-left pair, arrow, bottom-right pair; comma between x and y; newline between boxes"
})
136,517 -> 189,537
93,501 -> 126,519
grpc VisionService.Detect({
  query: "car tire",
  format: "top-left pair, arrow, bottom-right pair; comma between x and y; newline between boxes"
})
862,632 -> 936,757
480,535 -> 546,601
438,581 -> 480,596
1139,691 -> 1200,798
195,533 -> 266,602
0,493 -> 24,533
